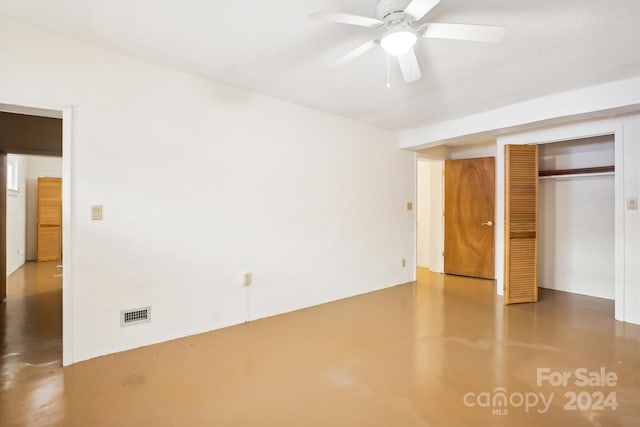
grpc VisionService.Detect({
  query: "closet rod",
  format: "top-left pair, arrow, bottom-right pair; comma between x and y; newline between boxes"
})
538,165 -> 614,177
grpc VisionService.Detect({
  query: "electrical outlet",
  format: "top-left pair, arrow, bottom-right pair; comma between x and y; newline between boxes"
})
406,202 -> 413,211
243,272 -> 252,287
627,198 -> 638,211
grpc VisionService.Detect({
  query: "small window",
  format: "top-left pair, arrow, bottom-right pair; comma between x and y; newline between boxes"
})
7,157 -> 19,192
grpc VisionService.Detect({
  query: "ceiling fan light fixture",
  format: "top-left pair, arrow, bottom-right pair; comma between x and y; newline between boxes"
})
380,28 -> 417,56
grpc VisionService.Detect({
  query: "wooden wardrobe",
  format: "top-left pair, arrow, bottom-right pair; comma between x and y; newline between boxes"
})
37,177 -> 62,262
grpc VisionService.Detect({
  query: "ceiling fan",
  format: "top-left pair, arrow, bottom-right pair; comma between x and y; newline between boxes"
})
309,0 -> 505,83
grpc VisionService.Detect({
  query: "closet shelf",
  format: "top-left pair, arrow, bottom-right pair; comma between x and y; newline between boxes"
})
538,165 -> 614,177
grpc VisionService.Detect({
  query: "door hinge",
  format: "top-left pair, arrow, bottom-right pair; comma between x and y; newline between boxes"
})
503,284 -> 507,291
442,251 -> 444,257
442,210 -> 445,217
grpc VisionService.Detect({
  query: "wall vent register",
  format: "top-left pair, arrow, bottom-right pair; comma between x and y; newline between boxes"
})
120,307 -> 151,327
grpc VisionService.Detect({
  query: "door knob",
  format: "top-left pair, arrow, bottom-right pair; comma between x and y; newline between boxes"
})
482,221 -> 493,227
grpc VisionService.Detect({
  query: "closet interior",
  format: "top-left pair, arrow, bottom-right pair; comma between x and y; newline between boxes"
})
537,134 -> 615,300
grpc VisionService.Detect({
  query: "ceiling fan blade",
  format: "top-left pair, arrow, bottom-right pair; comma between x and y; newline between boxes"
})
309,11 -> 383,28
326,40 -> 378,71
404,0 -> 441,20
421,23 -> 506,43
398,48 -> 422,83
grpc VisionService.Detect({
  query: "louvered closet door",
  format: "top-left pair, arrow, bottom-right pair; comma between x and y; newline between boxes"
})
504,144 -> 538,304
37,177 -> 62,262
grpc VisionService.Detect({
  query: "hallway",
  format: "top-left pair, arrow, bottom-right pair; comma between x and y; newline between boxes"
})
1,265 -> 639,426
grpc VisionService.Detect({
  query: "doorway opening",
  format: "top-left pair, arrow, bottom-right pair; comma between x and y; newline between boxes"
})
1,104 -> 70,367
416,157 -> 444,281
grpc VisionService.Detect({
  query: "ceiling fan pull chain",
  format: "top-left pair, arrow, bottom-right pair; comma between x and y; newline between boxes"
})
386,53 -> 391,88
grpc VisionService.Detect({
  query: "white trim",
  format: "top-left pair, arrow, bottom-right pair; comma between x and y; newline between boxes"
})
0,100 -> 65,118
62,107 -> 73,366
613,127 -> 625,322
436,160 -> 445,274
497,118 -> 625,321
413,153 -> 418,281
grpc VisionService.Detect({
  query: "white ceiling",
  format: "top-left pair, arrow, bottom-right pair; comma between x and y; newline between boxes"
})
1,0 -> 639,130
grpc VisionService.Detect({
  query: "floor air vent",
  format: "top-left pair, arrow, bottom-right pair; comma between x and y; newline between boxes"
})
121,307 -> 151,327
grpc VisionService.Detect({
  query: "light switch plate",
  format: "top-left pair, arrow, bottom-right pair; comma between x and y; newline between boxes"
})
91,205 -> 103,220
243,272 -> 252,287
627,198 -> 638,211
407,202 -> 413,211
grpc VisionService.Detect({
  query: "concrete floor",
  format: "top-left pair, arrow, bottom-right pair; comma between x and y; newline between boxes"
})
1,263 -> 639,427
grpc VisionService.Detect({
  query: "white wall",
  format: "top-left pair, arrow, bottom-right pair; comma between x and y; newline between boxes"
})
25,156 -> 63,261
538,137 -> 615,299
416,160 -> 430,268
6,154 -> 27,276
0,21 -> 416,363
448,141 -> 497,160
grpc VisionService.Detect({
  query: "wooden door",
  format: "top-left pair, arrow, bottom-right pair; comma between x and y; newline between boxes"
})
1,152 -> 6,301
37,177 -> 62,262
444,157 -> 495,279
504,145 -> 538,304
